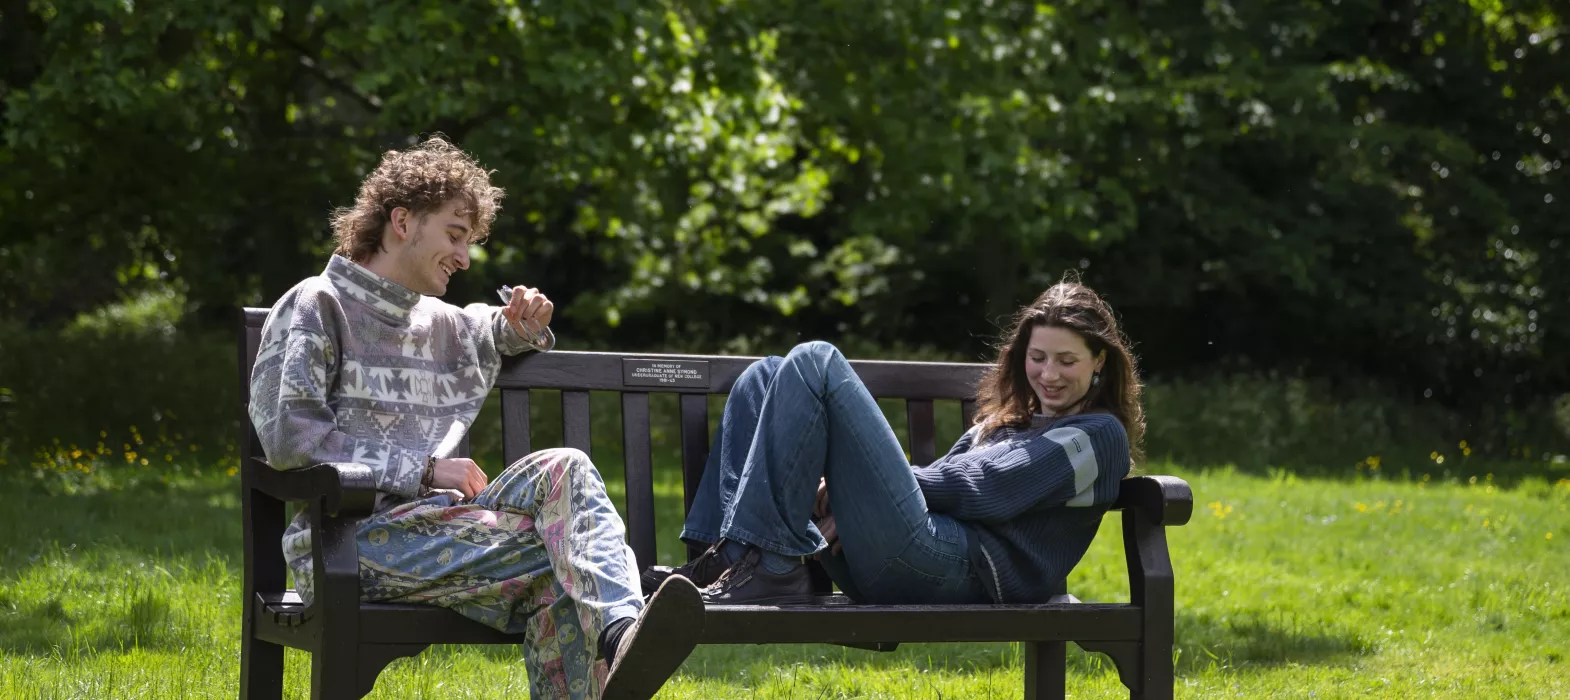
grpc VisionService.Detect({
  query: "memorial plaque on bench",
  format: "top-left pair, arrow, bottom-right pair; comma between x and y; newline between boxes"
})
622,358 -> 711,390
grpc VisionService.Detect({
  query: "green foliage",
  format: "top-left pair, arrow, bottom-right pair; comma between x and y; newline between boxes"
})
4,319 -> 1565,485
2,0 -> 1567,417
0,300 -> 237,465
1143,372 -> 1569,475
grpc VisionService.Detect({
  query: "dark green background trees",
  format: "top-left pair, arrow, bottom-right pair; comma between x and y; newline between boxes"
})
3,0 -> 1567,460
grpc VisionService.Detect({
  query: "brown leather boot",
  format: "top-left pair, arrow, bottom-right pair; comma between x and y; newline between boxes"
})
639,540 -> 736,596
700,546 -> 815,606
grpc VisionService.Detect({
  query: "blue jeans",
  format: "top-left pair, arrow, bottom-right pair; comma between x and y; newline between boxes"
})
679,341 -> 989,605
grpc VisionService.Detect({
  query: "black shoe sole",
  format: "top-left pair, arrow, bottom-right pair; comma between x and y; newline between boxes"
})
602,575 -> 706,700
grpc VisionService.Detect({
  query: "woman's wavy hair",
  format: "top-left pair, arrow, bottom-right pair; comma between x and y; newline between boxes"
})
973,273 -> 1146,466
330,136 -> 504,262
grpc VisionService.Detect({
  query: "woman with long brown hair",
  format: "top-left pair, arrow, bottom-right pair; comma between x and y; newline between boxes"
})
644,275 -> 1143,605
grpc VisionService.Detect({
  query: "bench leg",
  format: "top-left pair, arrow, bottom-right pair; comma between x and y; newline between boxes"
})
1023,641 -> 1066,699
358,644 -> 430,698
311,643 -> 361,700
1134,640 -> 1173,700
240,637 -> 284,699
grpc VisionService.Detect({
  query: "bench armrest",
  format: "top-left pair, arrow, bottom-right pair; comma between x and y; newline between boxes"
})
1112,475 -> 1193,527
248,457 -> 379,518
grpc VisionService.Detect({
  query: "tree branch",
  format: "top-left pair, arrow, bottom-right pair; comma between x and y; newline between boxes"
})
284,39 -> 384,113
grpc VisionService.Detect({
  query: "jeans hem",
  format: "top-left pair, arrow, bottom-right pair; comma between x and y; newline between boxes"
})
679,529 -> 718,546
721,523 -> 825,559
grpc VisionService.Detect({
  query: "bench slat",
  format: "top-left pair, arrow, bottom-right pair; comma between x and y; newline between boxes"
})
961,399 -> 977,431
501,389 -> 531,467
338,599 -> 1141,646
500,351 -> 986,399
679,394 -> 710,561
562,391 -> 592,455
906,399 -> 936,466
621,392 -> 657,571
702,603 -> 1141,645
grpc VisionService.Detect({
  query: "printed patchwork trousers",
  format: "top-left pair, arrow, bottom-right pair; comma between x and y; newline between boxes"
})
282,447 -> 645,699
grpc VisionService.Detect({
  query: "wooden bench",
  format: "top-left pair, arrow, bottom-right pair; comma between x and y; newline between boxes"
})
236,307 -> 1194,699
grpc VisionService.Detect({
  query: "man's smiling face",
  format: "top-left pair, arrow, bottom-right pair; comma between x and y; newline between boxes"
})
392,198 -> 474,296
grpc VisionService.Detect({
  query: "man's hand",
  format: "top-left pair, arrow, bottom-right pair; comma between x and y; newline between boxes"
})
431,458 -> 488,500
502,286 -> 553,339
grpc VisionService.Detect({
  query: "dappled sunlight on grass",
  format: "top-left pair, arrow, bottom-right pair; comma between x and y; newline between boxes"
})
0,461 -> 1565,697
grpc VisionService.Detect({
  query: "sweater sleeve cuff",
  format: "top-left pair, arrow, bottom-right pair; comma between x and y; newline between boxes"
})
496,311 -> 555,355
379,447 -> 429,498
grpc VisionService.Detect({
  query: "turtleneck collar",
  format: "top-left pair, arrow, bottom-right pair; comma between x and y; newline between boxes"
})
324,254 -> 422,320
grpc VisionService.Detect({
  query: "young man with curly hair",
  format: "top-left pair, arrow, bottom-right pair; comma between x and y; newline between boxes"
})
247,136 -> 702,699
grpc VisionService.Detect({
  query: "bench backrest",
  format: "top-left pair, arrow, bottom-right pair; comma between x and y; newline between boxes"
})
239,308 -> 988,571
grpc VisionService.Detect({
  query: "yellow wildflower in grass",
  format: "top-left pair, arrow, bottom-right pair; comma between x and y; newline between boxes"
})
227,466 -> 238,477
1206,500 -> 1234,519
1548,533 -> 1554,540
1355,502 -> 1368,513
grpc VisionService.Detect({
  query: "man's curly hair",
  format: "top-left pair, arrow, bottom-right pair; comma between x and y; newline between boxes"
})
331,136 -> 505,262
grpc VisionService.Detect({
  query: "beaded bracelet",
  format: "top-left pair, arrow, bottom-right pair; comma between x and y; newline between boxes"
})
420,455 -> 437,488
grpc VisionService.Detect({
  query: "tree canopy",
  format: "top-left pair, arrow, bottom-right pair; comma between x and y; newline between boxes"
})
3,0 -> 1566,411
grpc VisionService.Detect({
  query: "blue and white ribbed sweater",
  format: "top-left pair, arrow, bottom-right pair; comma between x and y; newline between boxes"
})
912,412 -> 1130,603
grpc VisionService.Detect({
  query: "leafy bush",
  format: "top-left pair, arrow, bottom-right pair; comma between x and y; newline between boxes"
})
5,307 -> 1565,489
1143,373 -> 1568,477
0,292 -> 238,476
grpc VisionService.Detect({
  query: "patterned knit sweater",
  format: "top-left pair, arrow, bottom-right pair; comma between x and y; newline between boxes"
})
913,412 -> 1131,603
248,254 -> 553,514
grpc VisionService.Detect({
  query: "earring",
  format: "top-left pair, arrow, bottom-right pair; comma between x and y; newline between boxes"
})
1091,372 -> 1101,387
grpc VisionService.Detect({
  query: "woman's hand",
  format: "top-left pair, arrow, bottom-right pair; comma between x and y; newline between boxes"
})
814,477 -> 831,519
818,514 -> 843,556
814,478 -> 842,555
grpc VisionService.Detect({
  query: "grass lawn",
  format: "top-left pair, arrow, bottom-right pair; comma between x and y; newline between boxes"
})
1,458 -> 1566,698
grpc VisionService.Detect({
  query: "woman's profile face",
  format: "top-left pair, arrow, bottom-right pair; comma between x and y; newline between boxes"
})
1023,325 -> 1105,417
